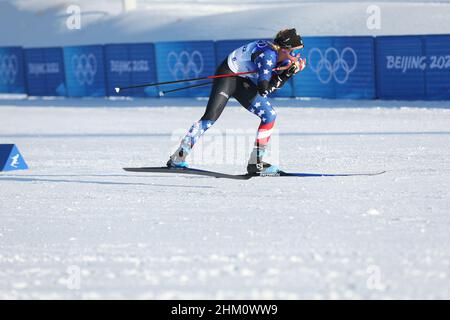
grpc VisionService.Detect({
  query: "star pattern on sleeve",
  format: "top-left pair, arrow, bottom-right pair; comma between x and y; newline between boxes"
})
255,48 -> 277,83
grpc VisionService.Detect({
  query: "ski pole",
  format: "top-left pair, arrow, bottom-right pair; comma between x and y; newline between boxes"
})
114,70 -> 257,93
114,67 -> 286,93
158,81 -> 212,96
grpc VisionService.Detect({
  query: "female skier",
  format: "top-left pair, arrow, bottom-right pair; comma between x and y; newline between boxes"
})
167,28 -> 306,174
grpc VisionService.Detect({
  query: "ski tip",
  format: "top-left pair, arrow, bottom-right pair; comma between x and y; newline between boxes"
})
362,170 -> 386,176
158,91 -> 165,97
114,87 -> 120,93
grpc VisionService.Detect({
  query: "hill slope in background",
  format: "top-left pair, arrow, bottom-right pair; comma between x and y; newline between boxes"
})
1,1 -> 450,46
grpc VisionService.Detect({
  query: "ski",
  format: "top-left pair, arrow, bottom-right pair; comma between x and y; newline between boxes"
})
123,167 -> 386,179
123,167 -> 253,180
276,171 -> 386,177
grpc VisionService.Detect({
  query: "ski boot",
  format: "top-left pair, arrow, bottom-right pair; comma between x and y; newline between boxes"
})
167,145 -> 190,168
247,161 -> 281,175
246,147 -> 280,175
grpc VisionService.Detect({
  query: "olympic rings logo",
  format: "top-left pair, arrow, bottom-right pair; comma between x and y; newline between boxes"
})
0,54 -> 18,85
308,47 -> 358,84
71,53 -> 97,86
167,50 -> 204,81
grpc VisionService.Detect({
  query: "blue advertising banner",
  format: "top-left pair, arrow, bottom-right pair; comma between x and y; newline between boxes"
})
24,47 -> 66,96
6,34 -> 450,101
424,35 -> 450,100
334,37 -> 375,99
214,39 -> 294,98
376,36 -> 426,100
154,41 -> 216,97
0,47 -> 26,94
104,43 -> 158,97
63,45 -> 106,97
294,36 -> 375,99
293,37 -> 333,98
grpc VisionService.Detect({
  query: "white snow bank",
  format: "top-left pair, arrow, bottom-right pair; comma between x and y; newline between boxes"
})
1,1 -> 450,47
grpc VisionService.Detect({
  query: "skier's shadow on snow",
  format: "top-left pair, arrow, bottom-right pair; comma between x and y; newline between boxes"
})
0,175 -> 214,189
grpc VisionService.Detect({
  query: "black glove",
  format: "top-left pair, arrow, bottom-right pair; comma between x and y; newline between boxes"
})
279,63 -> 300,81
257,71 -> 293,96
257,77 -> 282,96
257,60 -> 305,96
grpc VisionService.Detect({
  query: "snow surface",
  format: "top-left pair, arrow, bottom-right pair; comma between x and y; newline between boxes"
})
1,0 -> 450,300
1,99 -> 450,299
2,0 -> 450,46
